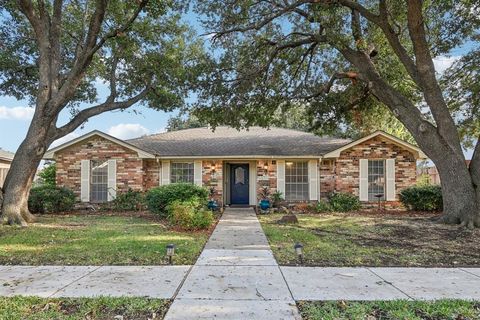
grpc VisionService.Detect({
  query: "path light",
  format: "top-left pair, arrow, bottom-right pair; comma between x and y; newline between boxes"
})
294,243 -> 304,264
166,244 -> 175,265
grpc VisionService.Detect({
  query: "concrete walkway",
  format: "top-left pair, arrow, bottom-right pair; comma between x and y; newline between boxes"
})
164,207 -> 301,320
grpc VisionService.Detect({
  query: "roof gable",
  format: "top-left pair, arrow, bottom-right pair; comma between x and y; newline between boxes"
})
43,130 -> 156,160
323,131 -> 427,159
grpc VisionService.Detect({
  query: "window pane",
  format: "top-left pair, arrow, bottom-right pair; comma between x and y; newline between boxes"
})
285,161 -> 309,201
171,162 -> 194,183
368,159 -> 385,201
90,160 -> 108,203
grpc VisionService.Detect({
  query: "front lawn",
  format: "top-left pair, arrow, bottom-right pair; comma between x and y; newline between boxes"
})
0,296 -> 169,320
259,212 -> 480,266
298,300 -> 480,320
0,213 -> 210,265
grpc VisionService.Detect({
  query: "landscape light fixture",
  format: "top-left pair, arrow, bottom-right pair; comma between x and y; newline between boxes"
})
294,243 -> 304,264
166,244 -> 175,265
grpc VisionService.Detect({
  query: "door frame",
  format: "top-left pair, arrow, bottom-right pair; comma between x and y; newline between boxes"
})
224,161 -> 257,206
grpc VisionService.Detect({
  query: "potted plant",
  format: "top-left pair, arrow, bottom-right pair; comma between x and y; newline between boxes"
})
207,186 -> 219,211
271,190 -> 284,208
258,186 -> 271,211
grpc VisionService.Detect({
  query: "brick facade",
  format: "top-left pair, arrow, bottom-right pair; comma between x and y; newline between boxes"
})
55,136 -> 145,199
53,134 -> 418,206
202,160 -> 224,205
333,135 -> 416,201
143,160 -> 160,190
256,160 -> 277,201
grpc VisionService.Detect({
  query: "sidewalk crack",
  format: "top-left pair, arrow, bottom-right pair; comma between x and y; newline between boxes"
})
48,265 -> 103,298
366,268 -> 414,300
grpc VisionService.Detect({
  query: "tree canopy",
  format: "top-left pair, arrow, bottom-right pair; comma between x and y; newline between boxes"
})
0,0 -> 207,225
191,0 -> 480,226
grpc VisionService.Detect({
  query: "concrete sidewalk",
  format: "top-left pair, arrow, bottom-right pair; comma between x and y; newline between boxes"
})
0,265 -> 189,298
2,265 -> 480,301
164,207 -> 301,320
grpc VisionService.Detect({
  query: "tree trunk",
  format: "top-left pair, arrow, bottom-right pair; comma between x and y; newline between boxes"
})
434,157 -> 480,228
1,121 -> 52,226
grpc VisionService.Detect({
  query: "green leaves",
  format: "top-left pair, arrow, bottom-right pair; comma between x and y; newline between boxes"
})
0,1 -> 206,114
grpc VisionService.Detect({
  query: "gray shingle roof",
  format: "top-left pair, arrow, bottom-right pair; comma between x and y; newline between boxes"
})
0,148 -> 14,161
127,126 -> 351,157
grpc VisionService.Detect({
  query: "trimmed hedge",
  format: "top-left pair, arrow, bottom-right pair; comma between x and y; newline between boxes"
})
145,183 -> 209,217
28,185 -> 75,214
399,185 -> 443,211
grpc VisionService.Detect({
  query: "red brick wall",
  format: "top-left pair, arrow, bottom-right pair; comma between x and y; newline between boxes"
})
143,160 -> 160,190
202,160 -> 223,205
256,160 -> 277,201
54,136 -> 144,199
320,159 -> 336,199
333,136 -> 417,201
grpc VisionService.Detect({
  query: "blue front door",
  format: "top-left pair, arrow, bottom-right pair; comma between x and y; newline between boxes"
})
230,164 -> 249,205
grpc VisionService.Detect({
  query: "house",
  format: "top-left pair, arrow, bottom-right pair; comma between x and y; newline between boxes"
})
43,127 -> 426,206
0,148 -> 14,188
417,160 -> 470,185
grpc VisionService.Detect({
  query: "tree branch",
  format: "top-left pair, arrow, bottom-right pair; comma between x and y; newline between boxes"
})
52,0 -> 148,115
302,71 -> 363,100
54,88 -> 150,139
406,0 -> 462,153
212,0 -> 310,40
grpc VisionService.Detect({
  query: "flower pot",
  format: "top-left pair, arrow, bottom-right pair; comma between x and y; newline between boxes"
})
259,199 -> 271,211
207,200 -> 219,211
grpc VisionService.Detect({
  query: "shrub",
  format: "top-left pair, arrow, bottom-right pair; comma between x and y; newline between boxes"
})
38,163 -> 56,186
167,198 -> 214,230
399,185 -> 443,211
315,200 -> 332,212
111,188 -> 145,211
145,183 -> 209,217
28,185 -> 75,214
271,191 -> 284,207
328,192 -> 361,212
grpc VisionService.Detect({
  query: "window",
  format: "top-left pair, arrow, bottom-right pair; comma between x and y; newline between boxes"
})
171,162 -> 194,183
368,159 -> 385,201
91,160 -> 108,203
285,161 -> 309,201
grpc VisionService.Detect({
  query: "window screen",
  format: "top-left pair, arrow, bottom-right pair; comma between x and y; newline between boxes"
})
368,159 -> 385,201
90,160 -> 108,203
171,162 -> 194,183
285,161 -> 309,201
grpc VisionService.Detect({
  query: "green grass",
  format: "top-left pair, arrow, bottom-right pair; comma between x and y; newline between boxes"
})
259,213 -> 480,266
298,300 -> 480,320
0,296 -> 169,320
0,214 -> 210,265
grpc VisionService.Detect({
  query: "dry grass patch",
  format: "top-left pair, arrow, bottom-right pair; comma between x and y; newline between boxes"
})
259,212 -> 480,267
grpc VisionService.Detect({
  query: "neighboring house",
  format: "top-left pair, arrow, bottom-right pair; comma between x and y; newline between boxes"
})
417,160 -> 470,185
43,127 -> 426,206
0,148 -> 14,188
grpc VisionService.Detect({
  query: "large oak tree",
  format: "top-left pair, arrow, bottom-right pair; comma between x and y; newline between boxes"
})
0,0 -> 205,225
193,0 -> 480,227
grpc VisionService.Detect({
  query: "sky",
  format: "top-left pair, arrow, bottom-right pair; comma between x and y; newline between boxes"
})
0,9 -> 473,160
